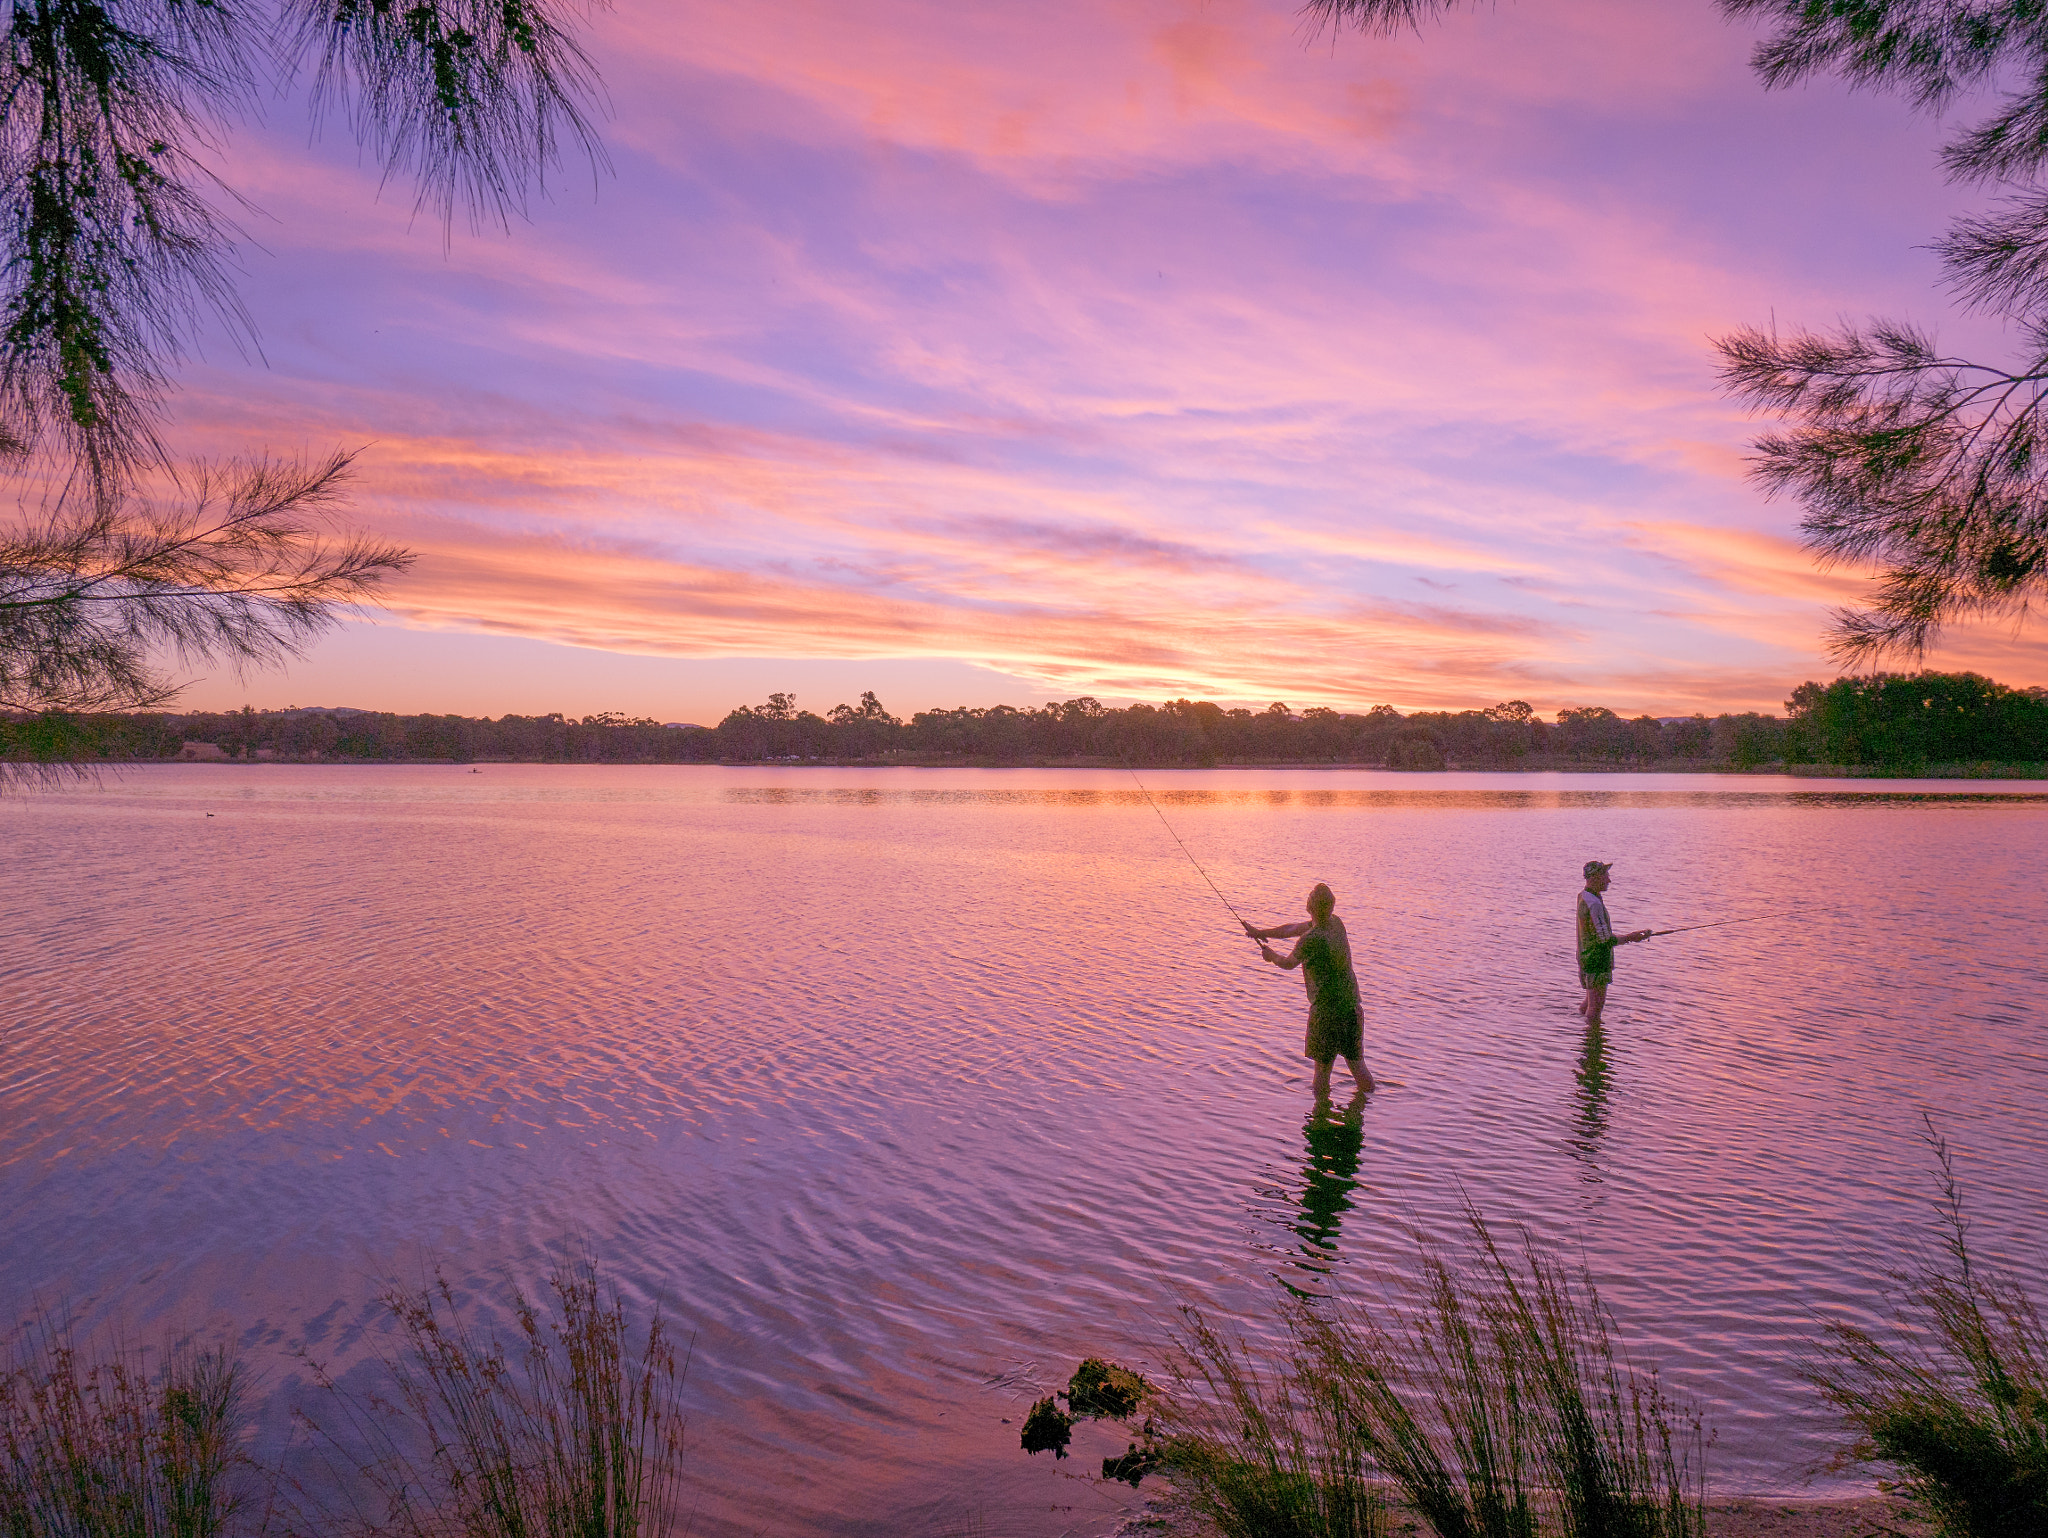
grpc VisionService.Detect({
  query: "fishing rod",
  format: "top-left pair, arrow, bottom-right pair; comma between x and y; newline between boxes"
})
1121,755 -> 1829,946
1118,756 -> 1262,943
1645,907 -> 1822,938
1116,757 -> 1449,935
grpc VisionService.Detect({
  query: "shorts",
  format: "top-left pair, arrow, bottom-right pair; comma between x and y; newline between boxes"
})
1305,1001 -> 1363,1064
1579,944 -> 1614,989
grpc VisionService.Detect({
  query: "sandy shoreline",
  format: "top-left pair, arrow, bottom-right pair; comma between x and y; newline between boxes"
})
1701,1497 -> 1921,1538
1126,1492 -> 1923,1537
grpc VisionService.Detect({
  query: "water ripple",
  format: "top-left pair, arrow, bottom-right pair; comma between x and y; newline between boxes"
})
2,764 -> 2043,1536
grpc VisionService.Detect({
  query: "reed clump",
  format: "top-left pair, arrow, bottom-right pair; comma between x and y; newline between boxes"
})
1132,1209 -> 1704,1538
1359,1211 -> 1704,1538
294,1256 -> 687,1538
0,1319 -> 257,1538
1160,1311 -> 1384,1538
1807,1127 -> 2047,1538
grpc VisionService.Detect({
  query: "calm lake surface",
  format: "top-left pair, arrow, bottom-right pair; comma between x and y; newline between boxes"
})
5,765 -> 2045,1535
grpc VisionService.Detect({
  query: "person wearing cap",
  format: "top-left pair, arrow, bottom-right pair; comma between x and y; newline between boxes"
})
1577,861 -> 1650,1025
1244,883 -> 1376,1099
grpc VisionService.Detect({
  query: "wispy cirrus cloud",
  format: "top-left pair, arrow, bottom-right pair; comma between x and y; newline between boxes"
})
152,0 -> 2048,718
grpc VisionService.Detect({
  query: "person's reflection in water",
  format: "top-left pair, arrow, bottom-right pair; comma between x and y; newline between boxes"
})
1569,1018 -> 1612,1183
1288,1092 -> 1367,1295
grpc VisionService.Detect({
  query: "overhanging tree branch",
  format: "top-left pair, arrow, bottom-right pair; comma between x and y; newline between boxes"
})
0,0 -> 610,491
1301,0 -> 1468,35
0,0 -> 605,780
0,0 -> 252,497
0,448 -> 413,719
1717,321 -> 2048,660
282,0 -> 612,233
1310,0 -> 2048,659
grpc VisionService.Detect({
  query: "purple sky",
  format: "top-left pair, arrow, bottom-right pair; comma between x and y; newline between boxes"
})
163,0 -> 2048,722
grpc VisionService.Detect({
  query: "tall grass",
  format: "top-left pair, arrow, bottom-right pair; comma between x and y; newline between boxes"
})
294,1257 -> 687,1538
1299,1240 -> 1536,1538
1160,1310 -> 1384,1538
0,1319 -> 256,1538
1153,1209 -> 1704,1538
1476,1219 -> 1701,1538
1807,1126 -> 2047,1538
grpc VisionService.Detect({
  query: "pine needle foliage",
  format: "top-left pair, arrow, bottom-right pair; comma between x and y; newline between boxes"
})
1309,0 -> 2048,199
1715,322 -> 2048,661
0,1316 -> 259,1538
1302,0 -> 2048,660
1807,1123 -> 2048,1538
0,449 -> 411,779
291,1256 -> 688,1538
0,0 -> 598,730
0,0 -> 251,496
0,0 -> 608,488
283,0 -> 609,234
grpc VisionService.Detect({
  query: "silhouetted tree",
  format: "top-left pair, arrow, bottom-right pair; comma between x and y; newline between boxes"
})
30,675 -> 2044,769
0,0 -> 607,772
1307,0 -> 2048,659
0,451 -> 408,781
1711,711 -> 1790,769
1,0 -> 609,491
1786,669 -> 2048,766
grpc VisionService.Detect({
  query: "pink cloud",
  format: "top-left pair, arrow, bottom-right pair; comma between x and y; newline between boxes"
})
133,0 -> 2048,719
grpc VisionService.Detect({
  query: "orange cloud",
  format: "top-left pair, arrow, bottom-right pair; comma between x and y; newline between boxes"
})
138,0 -> 2048,720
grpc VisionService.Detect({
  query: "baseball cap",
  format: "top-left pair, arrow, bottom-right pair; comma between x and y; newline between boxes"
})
1583,860 -> 1612,879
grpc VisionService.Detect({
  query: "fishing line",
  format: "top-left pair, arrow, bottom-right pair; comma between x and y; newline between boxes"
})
1118,758 -> 1448,933
1119,755 -> 1260,942
1646,906 -> 1828,938
1118,759 -> 1826,953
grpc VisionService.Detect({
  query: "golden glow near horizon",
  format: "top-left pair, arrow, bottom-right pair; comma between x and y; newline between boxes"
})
161,0 -> 2047,720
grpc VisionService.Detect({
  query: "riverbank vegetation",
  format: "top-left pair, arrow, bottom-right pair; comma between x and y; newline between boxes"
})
5,671 -> 2045,774
0,1326 -> 254,1538
1806,1131 -> 2048,1538
0,1258 -> 686,1538
1029,1153 -> 2042,1538
4,1159 -> 2039,1538
1040,1211 -> 1706,1538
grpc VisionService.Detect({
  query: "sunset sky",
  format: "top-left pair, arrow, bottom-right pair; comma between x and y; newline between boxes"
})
164,0 -> 2048,722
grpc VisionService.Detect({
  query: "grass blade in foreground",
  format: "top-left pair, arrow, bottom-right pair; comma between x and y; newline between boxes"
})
0,1316 -> 257,1538
1808,1125 -> 2047,1538
1147,1207 -> 1706,1538
292,1255 -> 688,1538
1160,1308 -> 1385,1538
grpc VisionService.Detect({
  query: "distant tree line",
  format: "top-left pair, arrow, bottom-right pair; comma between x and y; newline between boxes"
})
5,673 -> 2045,773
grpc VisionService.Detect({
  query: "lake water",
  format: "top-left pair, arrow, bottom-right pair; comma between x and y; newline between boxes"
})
4,765 -> 2045,1536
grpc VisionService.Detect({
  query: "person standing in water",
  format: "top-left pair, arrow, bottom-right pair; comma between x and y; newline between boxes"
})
1577,860 -> 1650,1025
1244,884 -> 1376,1098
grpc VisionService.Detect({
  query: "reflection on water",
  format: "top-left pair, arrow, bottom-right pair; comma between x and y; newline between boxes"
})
1286,1099 -> 1369,1297
1571,1021 -> 1613,1183
726,784 -> 2048,810
2,764 -> 2045,1538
